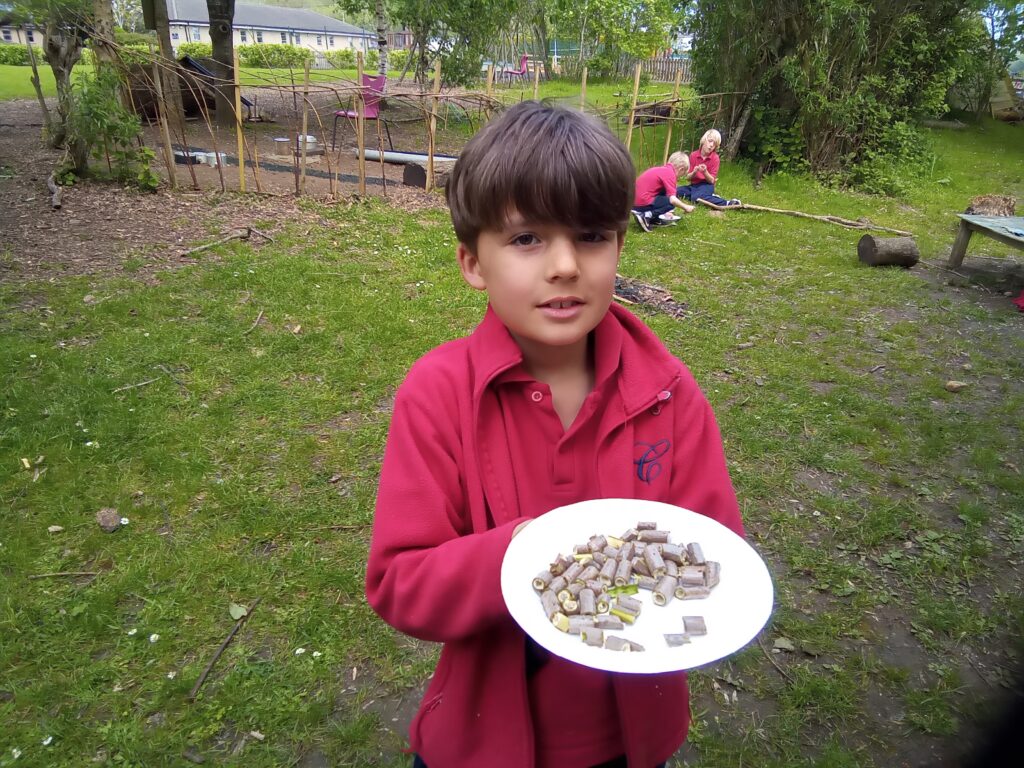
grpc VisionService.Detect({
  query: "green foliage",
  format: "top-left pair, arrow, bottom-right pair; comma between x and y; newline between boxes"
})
0,45 -> 45,66
70,67 -> 160,191
388,47 -> 409,71
177,42 -> 213,59
552,0 -> 682,60
325,48 -> 356,68
365,48 -> 379,69
237,43 -> 314,69
81,43 -> 153,67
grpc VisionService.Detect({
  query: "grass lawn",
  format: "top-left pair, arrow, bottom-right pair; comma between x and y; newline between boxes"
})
1,99 -> 1023,768
0,64 -> 54,101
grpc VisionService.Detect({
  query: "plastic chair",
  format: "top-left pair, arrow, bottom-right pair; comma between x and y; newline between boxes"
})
331,73 -> 393,151
500,54 -> 530,84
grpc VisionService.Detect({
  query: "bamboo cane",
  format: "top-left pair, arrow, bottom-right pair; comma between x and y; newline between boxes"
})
150,45 -> 177,189
426,59 -> 441,193
625,63 -> 642,150
356,51 -> 366,196
232,50 -> 246,192
579,66 -> 588,111
532,60 -> 540,100
300,59 -> 310,195
662,69 -> 683,165
485,63 -> 494,121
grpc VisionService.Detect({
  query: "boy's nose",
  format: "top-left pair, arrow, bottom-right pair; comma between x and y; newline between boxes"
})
545,239 -> 580,280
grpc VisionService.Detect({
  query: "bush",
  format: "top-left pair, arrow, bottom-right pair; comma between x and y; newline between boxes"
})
364,49 -> 379,69
178,42 -> 213,59
237,43 -> 313,69
80,43 -> 153,67
388,48 -> 409,72
324,49 -> 355,68
0,46 -> 45,66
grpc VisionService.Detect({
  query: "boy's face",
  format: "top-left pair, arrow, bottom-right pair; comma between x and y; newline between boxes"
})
457,214 -> 623,365
700,136 -> 718,155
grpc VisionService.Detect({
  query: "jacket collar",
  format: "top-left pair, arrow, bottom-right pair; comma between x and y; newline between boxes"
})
466,302 -> 681,413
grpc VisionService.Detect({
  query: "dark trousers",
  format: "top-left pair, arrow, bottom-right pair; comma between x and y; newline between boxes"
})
676,181 -> 716,203
633,194 -> 675,219
413,757 -> 666,768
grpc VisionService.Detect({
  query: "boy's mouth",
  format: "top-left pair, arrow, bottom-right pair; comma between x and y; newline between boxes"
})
540,298 -> 582,309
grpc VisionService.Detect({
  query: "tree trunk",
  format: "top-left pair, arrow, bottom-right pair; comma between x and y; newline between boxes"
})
533,18 -> 550,81
414,27 -> 430,86
43,23 -> 88,171
153,0 -> 185,127
857,235 -> 920,268
723,96 -> 755,161
91,0 -> 118,67
206,0 -> 236,130
375,0 -> 388,82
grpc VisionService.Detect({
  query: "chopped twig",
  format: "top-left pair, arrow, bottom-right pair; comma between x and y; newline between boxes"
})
757,635 -> 794,682
189,597 -> 261,701
242,309 -> 264,336
304,524 -> 366,533
46,173 -> 63,210
29,571 -> 99,580
112,377 -> 160,394
249,227 -> 275,243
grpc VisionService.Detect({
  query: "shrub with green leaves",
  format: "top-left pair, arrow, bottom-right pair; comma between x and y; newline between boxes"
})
178,42 -> 213,59
388,48 -> 409,71
0,45 -> 44,66
237,43 -> 313,69
324,48 -> 355,68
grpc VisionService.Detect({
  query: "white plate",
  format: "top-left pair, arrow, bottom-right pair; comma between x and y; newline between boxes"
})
500,498 -> 774,674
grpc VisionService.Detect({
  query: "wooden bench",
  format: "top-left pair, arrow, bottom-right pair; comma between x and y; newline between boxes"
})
947,214 -> 1024,268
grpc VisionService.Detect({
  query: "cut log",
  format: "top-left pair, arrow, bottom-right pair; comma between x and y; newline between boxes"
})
857,234 -> 919,268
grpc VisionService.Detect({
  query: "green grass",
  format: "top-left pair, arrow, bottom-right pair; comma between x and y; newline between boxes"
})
1,100 -> 1023,766
0,64 -> 54,100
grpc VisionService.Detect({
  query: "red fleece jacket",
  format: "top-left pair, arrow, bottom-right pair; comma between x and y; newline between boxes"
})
366,303 -> 743,767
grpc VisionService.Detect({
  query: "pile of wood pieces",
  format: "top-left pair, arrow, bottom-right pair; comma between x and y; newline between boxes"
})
614,275 -> 689,319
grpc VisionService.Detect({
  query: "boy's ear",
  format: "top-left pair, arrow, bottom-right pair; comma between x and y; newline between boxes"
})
456,242 -> 487,291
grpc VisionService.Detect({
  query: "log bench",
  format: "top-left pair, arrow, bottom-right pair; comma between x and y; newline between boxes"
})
947,214 -> 1024,269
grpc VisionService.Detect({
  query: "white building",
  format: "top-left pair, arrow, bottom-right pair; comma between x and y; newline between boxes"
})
166,0 -> 374,54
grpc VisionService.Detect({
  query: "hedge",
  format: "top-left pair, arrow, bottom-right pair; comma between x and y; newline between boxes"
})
237,43 -> 313,68
0,45 -> 45,66
177,42 -> 213,59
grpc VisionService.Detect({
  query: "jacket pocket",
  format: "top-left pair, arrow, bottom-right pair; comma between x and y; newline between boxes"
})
408,648 -> 452,751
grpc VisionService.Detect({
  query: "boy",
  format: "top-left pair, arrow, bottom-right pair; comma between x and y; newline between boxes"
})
676,129 -> 722,204
631,152 -> 696,233
365,102 -> 743,768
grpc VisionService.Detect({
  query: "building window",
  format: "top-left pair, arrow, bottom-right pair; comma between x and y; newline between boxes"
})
329,36 -> 334,47
1,29 -> 11,42
280,32 -> 287,43
26,29 -> 34,43
194,26 -> 203,39
316,35 -> 322,46
172,32 -> 180,41
256,30 -> 263,43
294,33 -> 301,44
240,29 -> 247,43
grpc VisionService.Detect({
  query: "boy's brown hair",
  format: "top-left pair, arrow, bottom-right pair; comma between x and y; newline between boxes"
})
446,101 -> 635,251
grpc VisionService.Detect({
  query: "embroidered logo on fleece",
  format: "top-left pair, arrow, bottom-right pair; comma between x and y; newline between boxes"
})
634,440 -> 670,484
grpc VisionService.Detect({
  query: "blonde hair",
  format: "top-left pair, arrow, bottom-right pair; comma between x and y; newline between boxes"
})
701,129 -> 722,149
668,151 -> 690,173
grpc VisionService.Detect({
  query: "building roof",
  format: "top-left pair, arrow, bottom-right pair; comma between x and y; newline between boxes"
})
166,0 -> 373,37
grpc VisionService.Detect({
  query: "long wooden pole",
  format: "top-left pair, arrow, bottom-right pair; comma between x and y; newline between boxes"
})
300,59 -> 310,195
625,62 -> 642,151
579,66 -> 588,111
150,45 -> 177,189
532,60 -> 540,100
485,63 -> 494,121
662,68 -> 683,164
356,51 -> 366,196
232,50 -> 245,192
426,59 -> 441,192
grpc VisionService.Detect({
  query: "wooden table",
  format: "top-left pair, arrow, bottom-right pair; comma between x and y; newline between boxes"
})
947,214 -> 1024,268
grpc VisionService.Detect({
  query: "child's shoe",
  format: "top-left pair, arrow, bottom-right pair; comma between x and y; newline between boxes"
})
632,209 -> 652,232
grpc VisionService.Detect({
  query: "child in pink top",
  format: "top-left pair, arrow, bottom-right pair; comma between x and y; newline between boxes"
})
676,129 -> 722,204
366,102 -> 743,768
631,152 -> 695,232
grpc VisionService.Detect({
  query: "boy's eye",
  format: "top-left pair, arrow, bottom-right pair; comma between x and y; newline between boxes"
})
579,231 -> 609,243
511,233 -> 540,246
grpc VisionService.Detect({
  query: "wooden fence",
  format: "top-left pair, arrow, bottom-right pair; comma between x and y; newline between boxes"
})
615,56 -> 694,84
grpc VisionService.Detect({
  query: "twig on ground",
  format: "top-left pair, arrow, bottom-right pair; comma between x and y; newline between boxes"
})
112,377 -> 160,394
46,173 -> 63,210
699,199 -> 913,236
189,597 -> 262,701
304,524 -> 366,532
242,309 -> 264,336
29,571 -> 98,580
757,635 -> 794,683
249,227 -> 275,242
181,228 -> 252,257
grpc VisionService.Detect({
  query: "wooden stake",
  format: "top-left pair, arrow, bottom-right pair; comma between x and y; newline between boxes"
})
532,59 -> 540,100
625,62 -> 642,151
662,69 -> 683,165
426,59 -> 442,192
232,50 -> 245,192
579,66 -> 588,110
356,51 -> 366,196
151,45 -> 177,189
485,63 -> 494,120
300,59 -> 310,195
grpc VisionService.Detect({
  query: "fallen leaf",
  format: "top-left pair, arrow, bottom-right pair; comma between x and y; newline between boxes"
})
773,637 -> 796,652
228,602 -> 248,620
945,380 -> 969,392
47,525 -> 64,534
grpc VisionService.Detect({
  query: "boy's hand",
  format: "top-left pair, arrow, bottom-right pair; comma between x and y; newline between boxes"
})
512,520 -> 532,538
